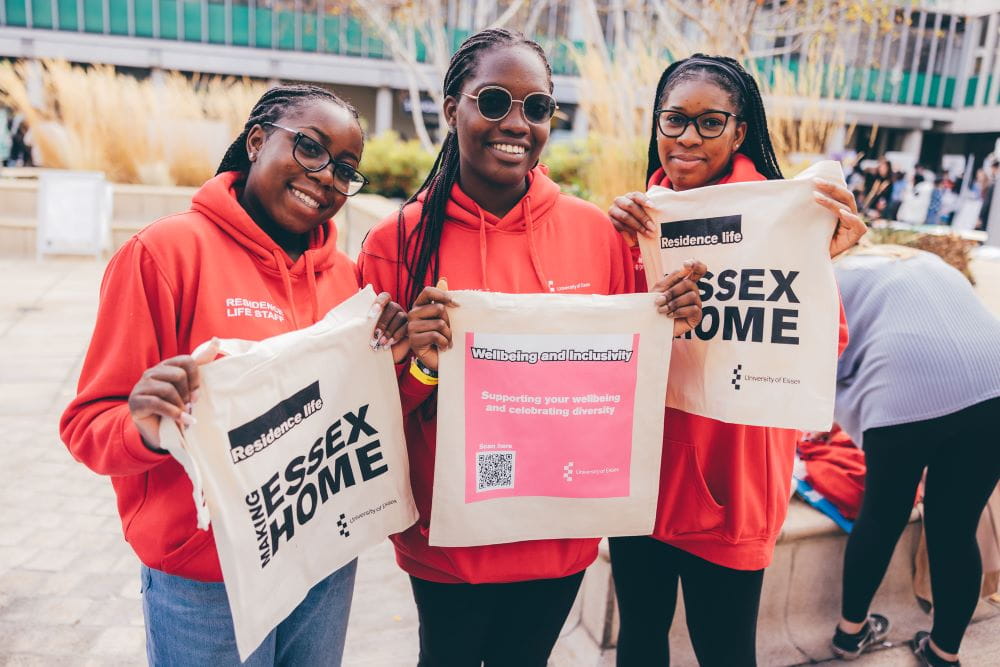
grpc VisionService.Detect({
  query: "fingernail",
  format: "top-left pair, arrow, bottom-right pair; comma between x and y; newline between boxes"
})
190,389 -> 200,403
185,402 -> 193,413
385,337 -> 397,347
367,303 -> 383,319
179,412 -> 196,427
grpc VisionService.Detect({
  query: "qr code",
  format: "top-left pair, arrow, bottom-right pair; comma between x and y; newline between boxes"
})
476,451 -> 515,492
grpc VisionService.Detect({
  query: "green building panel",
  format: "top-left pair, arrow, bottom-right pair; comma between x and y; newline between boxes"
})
109,0 -> 129,35
56,0 -> 80,30
82,0 -> 104,32
207,2 -> 224,44
28,0 -> 54,29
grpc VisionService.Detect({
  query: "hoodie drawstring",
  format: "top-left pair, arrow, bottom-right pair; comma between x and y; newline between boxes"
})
475,196 -> 549,293
305,250 -> 319,323
272,248 -> 322,328
523,195 -> 550,292
477,207 -> 491,292
273,248 -> 300,329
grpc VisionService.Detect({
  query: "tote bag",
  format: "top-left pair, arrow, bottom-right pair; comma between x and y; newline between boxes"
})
638,161 -> 844,431
159,286 -> 417,660
429,291 -> 673,547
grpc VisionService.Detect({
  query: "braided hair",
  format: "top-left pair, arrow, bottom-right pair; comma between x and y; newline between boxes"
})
646,54 -> 783,183
216,83 -> 360,175
396,28 -> 553,308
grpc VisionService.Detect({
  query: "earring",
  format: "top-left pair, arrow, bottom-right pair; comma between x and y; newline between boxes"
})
249,152 -> 257,160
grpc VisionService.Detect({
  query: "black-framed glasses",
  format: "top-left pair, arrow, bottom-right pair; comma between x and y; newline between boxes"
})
460,86 -> 558,124
654,109 -> 740,139
263,122 -> 369,196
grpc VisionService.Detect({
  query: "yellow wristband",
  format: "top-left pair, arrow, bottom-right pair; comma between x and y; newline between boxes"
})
409,358 -> 439,386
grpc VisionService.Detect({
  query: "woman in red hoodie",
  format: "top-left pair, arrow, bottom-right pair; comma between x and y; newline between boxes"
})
60,84 -> 407,665
358,30 -> 705,667
606,55 -> 865,666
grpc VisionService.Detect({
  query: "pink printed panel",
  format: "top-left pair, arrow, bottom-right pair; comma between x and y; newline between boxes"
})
463,332 -> 640,502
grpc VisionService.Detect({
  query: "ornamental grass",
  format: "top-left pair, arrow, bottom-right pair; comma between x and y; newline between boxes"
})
0,59 -> 265,186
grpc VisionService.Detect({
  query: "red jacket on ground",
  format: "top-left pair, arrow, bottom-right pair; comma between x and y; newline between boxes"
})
798,427 -> 866,520
59,171 -> 361,582
644,155 -> 850,570
358,166 -> 634,583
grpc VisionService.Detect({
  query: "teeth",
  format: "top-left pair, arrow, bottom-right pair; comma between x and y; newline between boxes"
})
291,187 -> 320,209
491,143 -> 526,155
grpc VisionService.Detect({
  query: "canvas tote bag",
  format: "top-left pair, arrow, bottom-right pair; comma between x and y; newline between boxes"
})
638,161 -> 844,431
159,286 -> 417,660
429,291 -> 673,547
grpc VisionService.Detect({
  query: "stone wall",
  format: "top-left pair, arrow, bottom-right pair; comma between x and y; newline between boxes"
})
0,173 -> 397,259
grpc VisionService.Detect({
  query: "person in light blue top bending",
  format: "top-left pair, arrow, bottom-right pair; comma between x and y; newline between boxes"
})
829,243 -> 1000,666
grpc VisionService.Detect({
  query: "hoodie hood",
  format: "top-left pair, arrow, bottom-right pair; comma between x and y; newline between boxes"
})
435,165 -> 561,233
416,165 -> 562,291
647,152 -> 767,190
192,171 -> 340,273
191,171 -> 342,326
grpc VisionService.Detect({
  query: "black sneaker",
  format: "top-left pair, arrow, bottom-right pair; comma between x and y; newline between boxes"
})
831,614 -> 890,660
913,631 -> 961,666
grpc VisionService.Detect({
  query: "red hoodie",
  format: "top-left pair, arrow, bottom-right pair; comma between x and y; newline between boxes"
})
60,171 -> 361,582
358,166 -> 634,583
643,154 -> 849,570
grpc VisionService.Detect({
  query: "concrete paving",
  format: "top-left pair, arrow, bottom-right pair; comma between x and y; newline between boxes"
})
0,254 -> 998,666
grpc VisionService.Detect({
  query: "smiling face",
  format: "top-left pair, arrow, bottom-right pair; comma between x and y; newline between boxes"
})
657,78 -> 747,191
242,100 -> 363,238
444,45 -> 551,203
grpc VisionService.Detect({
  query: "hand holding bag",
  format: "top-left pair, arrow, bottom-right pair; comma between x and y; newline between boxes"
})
429,290 -> 673,547
638,161 -> 844,431
159,286 -> 417,660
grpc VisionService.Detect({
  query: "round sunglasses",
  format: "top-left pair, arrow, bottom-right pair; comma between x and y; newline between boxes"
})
460,86 -> 558,125
263,122 -> 369,196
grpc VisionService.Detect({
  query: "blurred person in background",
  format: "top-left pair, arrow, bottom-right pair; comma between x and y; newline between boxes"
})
863,158 -> 893,220
898,172 -> 934,225
979,161 -> 998,232
885,171 -> 907,221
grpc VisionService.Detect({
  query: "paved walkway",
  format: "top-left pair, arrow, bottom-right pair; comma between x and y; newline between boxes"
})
0,255 -> 998,665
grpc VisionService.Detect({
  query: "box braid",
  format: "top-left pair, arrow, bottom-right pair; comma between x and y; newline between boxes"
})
645,54 -> 783,183
396,28 -> 552,308
216,83 -> 359,176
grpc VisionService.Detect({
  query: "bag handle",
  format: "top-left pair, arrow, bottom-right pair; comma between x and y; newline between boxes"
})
154,341 -> 216,530
158,410 -> 212,531
192,336 -> 250,359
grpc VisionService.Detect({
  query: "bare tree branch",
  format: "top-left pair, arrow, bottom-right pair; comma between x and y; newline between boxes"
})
492,0 -> 527,30
522,0 -> 551,38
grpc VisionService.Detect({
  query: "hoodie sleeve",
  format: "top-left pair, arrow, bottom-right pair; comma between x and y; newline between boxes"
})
358,234 -> 437,417
60,237 -> 179,475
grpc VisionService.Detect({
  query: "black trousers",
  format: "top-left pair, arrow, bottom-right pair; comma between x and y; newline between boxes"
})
409,571 -> 584,667
842,397 -> 1000,655
609,536 -> 764,666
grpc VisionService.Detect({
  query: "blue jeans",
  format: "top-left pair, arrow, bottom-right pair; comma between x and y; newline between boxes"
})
141,560 -> 357,666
